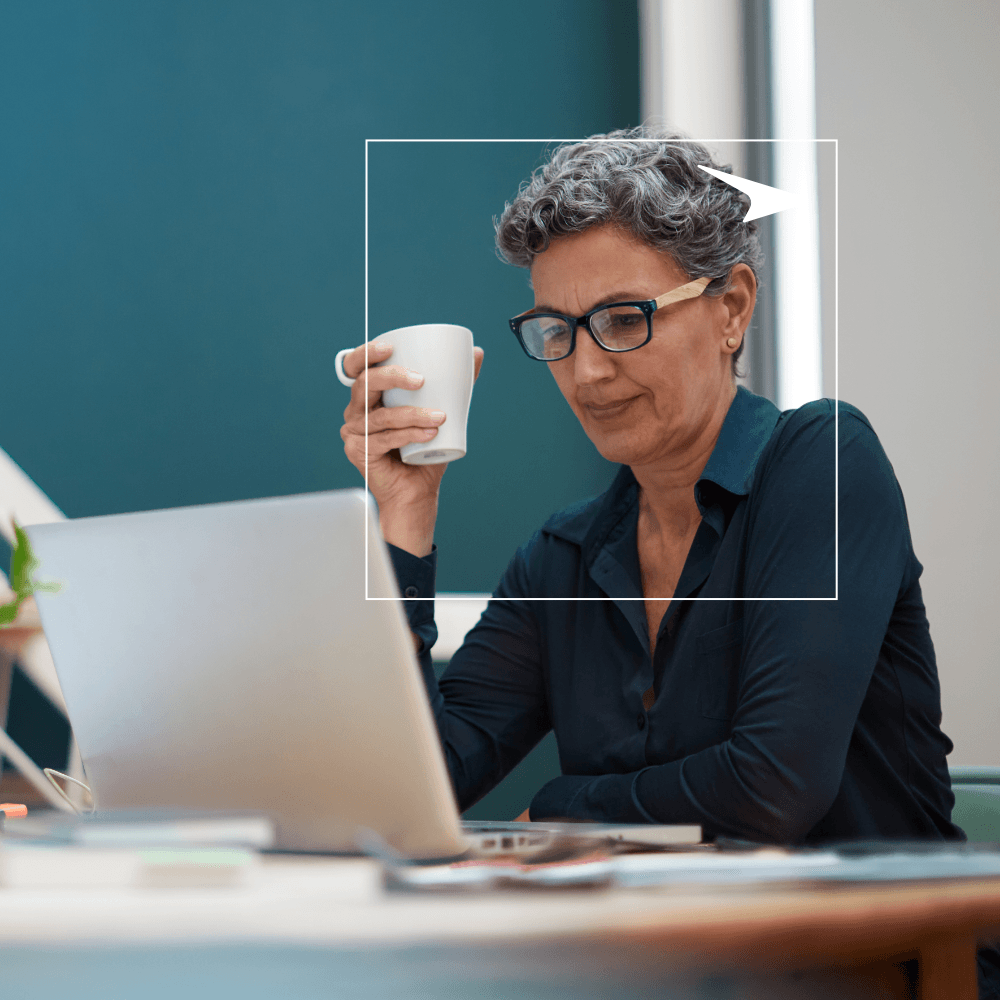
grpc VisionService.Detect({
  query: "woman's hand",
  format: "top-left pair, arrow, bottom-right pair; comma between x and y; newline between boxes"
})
339,341 -> 484,555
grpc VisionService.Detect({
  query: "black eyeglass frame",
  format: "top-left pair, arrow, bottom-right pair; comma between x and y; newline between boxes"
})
508,276 -> 712,362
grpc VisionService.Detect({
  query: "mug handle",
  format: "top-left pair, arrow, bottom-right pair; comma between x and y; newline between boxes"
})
335,348 -> 356,387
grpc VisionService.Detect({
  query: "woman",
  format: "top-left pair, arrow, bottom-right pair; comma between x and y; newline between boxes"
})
339,128 -> 959,844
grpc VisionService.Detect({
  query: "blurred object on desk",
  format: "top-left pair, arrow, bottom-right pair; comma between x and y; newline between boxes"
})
0,594 -> 44,658
0,770 -> 55,809
0,842 -> 259,890
2,808 -> 275,850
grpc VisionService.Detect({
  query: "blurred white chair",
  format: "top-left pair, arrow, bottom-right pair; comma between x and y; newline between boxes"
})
0,445 -> 77,810
433,593 -> 489,663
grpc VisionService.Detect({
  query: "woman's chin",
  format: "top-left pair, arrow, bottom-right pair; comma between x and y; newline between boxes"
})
585,426 -> 654,467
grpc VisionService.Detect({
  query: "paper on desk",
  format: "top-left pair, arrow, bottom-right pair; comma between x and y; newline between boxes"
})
810,850 -> 1000,882
385,845 -> 1000,892
0,842 -> 258,889
386,848 -> 842,892
3,810 -> 275,850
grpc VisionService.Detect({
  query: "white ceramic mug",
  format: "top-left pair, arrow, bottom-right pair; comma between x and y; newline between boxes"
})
336,324 -> 475,465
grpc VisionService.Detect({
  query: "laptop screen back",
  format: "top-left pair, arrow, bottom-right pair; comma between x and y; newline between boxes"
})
26,490 -> 467,858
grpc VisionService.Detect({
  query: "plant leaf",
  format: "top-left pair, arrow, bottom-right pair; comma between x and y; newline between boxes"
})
9,522 -> 38,597
0,597 -> 23,625
4,521 -> 61,614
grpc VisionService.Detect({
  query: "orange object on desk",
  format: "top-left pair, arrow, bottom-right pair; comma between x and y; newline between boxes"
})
0,803 -> 28,818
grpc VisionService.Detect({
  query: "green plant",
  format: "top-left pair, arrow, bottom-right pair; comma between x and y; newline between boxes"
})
0,522 -> 61,627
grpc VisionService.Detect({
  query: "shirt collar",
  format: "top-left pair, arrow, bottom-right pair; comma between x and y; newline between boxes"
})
543,386 -> 781,558
697,384 -> 781,498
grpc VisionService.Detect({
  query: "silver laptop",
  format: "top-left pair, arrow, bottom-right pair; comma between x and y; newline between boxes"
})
26,490 -> 698,858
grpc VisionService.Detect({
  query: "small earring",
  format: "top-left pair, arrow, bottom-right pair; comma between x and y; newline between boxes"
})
726,337 -> 738,348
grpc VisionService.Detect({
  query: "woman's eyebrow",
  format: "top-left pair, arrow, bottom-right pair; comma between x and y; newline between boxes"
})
528,291 -> 652,315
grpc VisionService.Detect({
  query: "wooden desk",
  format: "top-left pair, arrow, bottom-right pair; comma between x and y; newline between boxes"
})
0,855 -> 996,999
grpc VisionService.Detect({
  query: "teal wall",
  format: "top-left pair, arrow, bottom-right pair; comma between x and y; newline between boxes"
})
1,0 -> 639,818
368,141 -> 621,592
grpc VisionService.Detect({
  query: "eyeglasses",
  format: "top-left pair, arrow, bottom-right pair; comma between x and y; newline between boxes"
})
509,276 -> 712,361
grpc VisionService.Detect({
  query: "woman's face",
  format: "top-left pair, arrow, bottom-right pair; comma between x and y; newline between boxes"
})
529,225 -> 753,470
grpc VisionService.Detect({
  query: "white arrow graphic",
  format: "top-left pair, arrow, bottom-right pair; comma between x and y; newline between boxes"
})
698,165 -> 798,222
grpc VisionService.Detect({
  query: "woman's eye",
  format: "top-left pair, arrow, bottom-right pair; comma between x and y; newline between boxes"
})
609,313 -> 644,331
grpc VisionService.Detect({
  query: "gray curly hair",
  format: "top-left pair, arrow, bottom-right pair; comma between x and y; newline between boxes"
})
494,126 -> 762,373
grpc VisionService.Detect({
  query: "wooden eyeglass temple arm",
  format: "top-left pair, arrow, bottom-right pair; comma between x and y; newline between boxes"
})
653,276 -> 712,310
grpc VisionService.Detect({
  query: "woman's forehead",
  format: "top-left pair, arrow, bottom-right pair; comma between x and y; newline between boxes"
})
530,228 -> 685,309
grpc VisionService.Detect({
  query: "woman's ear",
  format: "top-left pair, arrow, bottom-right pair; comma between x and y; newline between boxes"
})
721,264 -> 757,346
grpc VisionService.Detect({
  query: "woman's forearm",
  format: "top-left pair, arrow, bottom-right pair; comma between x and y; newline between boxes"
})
380,496 -> 438,558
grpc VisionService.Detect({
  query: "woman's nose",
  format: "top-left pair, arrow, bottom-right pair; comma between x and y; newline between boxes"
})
572,324 -> 618,383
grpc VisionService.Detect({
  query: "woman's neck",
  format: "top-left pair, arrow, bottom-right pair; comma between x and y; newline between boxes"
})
631,382 -> 735,542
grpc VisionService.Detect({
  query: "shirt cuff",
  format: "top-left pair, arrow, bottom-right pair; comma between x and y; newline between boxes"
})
529,771 -> 658,824
632,760 -> 693,824
386,542 -> 438,655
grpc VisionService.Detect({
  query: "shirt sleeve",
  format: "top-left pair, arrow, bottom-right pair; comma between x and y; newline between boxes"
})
531,402 -> 914,840
388,539 -> 551,813
386,542 -> 439,672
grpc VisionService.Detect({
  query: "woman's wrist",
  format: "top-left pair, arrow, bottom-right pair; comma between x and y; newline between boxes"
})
379,495 -> 439,558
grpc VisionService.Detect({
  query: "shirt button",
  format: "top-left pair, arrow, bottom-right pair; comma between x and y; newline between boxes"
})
637,713 -> 646,731
404,586 -> 419,598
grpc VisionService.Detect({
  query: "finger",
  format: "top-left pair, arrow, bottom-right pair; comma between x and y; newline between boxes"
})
363,406 -> 447,432
345,425 -> 440,463
342,341 -> 393,381
341,410 -> 442,448
345,364 -> 424,416
473,346 -> 485,383
361,364 -> 424,411
343,415 -> 442,453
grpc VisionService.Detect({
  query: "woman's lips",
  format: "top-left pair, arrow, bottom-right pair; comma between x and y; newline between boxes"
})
583,396 -> 639,418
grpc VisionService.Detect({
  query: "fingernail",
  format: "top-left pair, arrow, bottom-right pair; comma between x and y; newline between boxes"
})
428,410 -> 446,422
421,427 -> 438,438
373,342 -> 392,352
406,370 -> 424,385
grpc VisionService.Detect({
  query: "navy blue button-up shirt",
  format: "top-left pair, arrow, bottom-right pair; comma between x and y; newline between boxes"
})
389,386 -> 960,844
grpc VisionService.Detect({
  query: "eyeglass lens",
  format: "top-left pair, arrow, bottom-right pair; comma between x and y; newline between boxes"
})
519,305 -> 648,359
